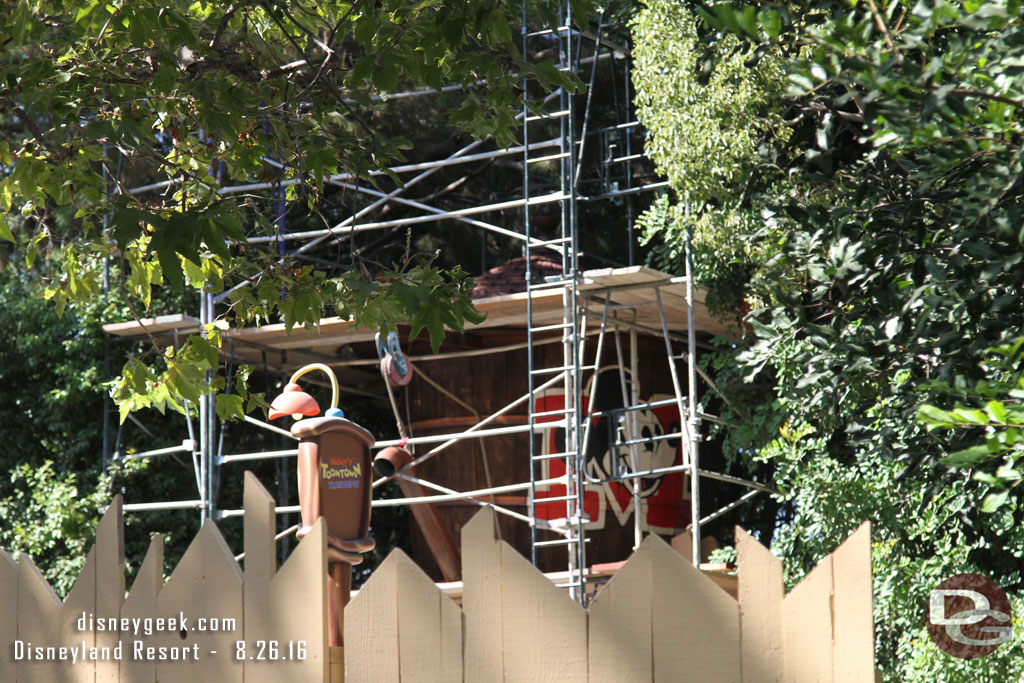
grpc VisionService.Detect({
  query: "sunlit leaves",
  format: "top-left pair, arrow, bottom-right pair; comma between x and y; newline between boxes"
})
1,0 -> 580,420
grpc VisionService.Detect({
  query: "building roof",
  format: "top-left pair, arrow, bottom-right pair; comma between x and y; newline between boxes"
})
469,253 -> 564,299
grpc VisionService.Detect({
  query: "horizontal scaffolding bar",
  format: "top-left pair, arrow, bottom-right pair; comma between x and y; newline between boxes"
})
217,505 -> 301,519
123,500 -> 206,512
535,538 -> 580,547
372,476 -> 567,507
615,430 -> 683,448
243,192 -> 570,244
531,451 -> 576,461
120,440 -> 195,459
132,138 -> 561,199
690,489 -> 761,530
219,420 -> 567,465
333,180 -> 566,256
243,414 -> 298,440
326,331 -> 583,368
527,152 -> 572,164
374,421 -> 564,449
217,449 -> 298,465
395,472 -> 556,532
525,110 -> 570,122
589,397 -> 684,418
373,372 -> 567,488
533,494 -> 578,503
581,181 -> 670,202
585,463 -> 777,495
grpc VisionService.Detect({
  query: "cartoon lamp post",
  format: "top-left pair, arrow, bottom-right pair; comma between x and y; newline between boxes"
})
268,363 -> 375,647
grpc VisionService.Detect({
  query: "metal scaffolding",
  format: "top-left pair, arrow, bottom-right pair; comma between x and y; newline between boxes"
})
102,2 -> 774,605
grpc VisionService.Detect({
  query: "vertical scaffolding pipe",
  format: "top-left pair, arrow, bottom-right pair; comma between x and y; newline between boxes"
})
205,291 -> 218,521
654,288 -> 690,562
629,323 -> 641,550
198,292 -> 209,524
522,0 -> 538,567
624,55 -> 635,266
563,0 -> 586,604
685,206 -> 700,568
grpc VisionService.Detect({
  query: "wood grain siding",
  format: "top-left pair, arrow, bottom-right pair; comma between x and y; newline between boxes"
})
832,524 -> 874,683
737,527 -> 784,682
587,536 -> 654,682
0,475 -> 330,683
0,494 -> 874,682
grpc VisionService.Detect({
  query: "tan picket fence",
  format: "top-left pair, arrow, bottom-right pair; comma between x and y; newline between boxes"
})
0,473 -> 338,683
0,473 -> 875,683
346,508 -> 875,683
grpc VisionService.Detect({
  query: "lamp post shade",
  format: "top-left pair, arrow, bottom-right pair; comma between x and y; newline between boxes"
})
268,383 -> 321,420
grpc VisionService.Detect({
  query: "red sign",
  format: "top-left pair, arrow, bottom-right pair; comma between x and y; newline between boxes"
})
533,388 -> 690,535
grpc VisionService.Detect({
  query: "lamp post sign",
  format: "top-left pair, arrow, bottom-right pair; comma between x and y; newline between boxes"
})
269,363 -> 376,648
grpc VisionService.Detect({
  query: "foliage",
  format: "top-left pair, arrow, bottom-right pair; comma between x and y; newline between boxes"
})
633,0 -> 1024,678
631,1 -> 789,314
918,339 -> 1024,514
0,0 -> 584,420
0,461 -> 111,597
0,266 -> 141,594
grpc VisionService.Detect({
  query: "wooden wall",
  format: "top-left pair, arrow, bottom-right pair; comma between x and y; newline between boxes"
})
404,330 -> 692,580
0,482 -> 874,682
0,474 -> 331,683
346,508 -> 875,682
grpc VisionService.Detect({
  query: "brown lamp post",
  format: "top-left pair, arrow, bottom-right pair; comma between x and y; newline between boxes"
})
269,363 -> 375,647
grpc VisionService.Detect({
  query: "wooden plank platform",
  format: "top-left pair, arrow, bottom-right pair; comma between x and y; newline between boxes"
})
102,267 -> 738,358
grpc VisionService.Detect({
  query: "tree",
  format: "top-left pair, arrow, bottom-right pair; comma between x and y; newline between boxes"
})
632,0 -> 1024,678
0,0 -> 584,420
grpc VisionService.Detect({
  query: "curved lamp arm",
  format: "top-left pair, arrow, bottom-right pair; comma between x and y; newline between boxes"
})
288,363 -> 340,411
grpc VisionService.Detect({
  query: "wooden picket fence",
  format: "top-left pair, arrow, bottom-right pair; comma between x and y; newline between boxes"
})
1,474 -> 875,682
1,473 -> 338,683
346,508 -> 875,683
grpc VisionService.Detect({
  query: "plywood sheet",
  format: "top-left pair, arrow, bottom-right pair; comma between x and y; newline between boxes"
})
103,314 -> 202,337
462,508 -> 504,683
783,555 -> 833,683
737,527 -> 784,683
95,497 -> 124,683
588,538 -> 653,683
17,555 -> 63,682
650,535 -> 741,682
203,266 -> 736,357
121,535 -> 164,683
244,473 -> 328,683
153,523 -> 243,683
344,551 -> 398,683
394,549 -> 463,683
59,546 -> 97,683
0,551 -> 17,683
832,523 -> 873,683
500,540 -> 588,683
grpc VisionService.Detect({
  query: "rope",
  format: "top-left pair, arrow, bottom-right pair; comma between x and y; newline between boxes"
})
381,361 -> 410,441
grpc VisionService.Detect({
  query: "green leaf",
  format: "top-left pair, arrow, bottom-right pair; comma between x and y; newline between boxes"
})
981,490 -> 1009,513
940,445 -> 994,467
216,393 -> 245,421
985,400 -> 1008,424
917,404 -> 953,428
0,220 -> 13,243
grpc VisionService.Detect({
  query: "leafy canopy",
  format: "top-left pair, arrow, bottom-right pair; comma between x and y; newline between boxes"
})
633,0 -> 1024,679
1,0 -> 582,420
